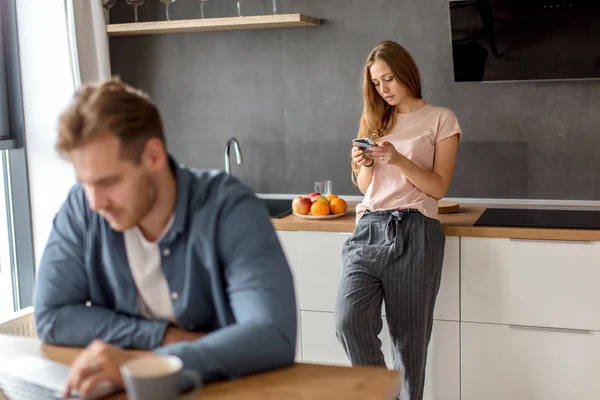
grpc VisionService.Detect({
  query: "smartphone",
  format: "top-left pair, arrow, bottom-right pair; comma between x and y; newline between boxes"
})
352,138 -> 376,151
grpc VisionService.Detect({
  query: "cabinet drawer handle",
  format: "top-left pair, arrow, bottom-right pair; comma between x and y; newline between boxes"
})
509,238 -> 593,244
509,324 -> 592,334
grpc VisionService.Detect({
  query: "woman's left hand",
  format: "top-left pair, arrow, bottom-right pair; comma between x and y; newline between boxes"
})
367,141 -> 406,167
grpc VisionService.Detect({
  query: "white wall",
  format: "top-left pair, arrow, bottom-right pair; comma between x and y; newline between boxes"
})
16,0 -> 110,266
16,1 -> 77,266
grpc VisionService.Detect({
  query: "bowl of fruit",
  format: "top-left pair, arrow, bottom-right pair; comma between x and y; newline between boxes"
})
291,192 -> 348,220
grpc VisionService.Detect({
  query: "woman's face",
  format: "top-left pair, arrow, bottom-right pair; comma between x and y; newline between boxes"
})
369,59 -> 410,106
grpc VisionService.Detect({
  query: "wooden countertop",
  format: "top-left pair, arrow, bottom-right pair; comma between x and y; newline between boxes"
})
0,335 -> 401,400
272,205 -> 600,241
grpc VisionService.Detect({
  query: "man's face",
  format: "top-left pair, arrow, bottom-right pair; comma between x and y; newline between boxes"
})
69,134 -> 156,231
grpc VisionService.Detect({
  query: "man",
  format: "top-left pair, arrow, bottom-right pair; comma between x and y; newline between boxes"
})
33,78 -> 296,398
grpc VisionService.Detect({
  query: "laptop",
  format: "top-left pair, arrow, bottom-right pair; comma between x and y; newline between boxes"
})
0,355 -> 120,399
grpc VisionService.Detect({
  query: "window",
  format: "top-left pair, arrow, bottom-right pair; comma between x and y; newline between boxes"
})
0,154 -> 15,319
0,0 -> 35,317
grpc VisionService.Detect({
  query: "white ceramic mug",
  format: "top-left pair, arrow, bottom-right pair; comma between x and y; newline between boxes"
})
120,355 -> 201,400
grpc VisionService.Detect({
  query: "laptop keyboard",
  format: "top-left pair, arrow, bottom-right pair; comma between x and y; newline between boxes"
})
0,373 -> 69,400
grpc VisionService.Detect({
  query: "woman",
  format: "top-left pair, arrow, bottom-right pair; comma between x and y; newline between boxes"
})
334,40 -> 461,400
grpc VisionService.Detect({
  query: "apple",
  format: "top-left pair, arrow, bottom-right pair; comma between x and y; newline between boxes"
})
292,196 -> 312,215
313,195 -> 329,204
308,192 -> 321,200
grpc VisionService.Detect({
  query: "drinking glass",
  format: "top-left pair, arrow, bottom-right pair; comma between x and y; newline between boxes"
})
272,0 -> 278,14
314,180 -> 332,197
101,0 -> 118,22
101,0 -> 118,10
159,0 -> 177,21
125,0 -> 144,22
199,0 -> 208,18
236,0 -> 243,17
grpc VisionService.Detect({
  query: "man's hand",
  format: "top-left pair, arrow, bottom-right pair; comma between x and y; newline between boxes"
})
162,326 -> 206,345
64,340 -> 142,398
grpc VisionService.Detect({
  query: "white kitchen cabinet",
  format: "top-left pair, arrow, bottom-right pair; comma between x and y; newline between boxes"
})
297,231 -> 350,314
423,320 -> 460,400
462,321 -> 600,400
300,310 -> 392,367
276,230 -> 299,278
434,237 -> 460,321
297,232 -> 460,321
462,237 -> 600,331
283,226 -> 600,399
276,231 -> 302,361
302,311 -> 459,400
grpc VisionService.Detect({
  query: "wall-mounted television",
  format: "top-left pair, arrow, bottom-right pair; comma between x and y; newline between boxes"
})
449,0 -> 600,82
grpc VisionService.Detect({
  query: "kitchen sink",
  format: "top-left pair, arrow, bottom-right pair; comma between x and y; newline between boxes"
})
260,198 -> 293,219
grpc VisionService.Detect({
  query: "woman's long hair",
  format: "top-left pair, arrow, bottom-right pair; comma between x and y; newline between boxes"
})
351,41 -> 422,185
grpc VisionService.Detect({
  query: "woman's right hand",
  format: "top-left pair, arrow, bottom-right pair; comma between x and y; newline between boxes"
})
352,144 -> 372,167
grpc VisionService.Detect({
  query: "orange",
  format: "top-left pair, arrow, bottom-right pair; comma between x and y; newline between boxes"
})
326,194 -> 338,202
310,201 -> 330,216
330,197 -> 347,214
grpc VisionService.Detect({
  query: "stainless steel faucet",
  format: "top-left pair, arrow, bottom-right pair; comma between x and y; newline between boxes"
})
224,137 -> 243,175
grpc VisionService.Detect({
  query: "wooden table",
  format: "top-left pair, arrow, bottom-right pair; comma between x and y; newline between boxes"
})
0,335 -> 401,399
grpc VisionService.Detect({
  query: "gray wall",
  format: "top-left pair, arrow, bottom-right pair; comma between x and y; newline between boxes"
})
109,0 -> 600,199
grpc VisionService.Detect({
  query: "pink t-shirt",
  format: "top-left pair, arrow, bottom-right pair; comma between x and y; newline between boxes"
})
356,104 -> 462,221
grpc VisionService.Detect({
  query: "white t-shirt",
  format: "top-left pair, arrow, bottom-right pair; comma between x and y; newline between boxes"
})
124,215 -> 176,323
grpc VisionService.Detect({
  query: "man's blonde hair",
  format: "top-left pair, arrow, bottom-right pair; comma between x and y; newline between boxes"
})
56,77 -> 165,163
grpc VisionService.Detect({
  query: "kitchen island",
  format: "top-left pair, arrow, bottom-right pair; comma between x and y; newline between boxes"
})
273,203 -> 600,400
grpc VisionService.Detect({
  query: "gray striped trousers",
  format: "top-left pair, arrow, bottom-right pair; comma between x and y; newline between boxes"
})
334,209 -> 445,400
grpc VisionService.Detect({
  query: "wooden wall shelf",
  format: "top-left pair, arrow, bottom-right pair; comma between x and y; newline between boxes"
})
106,14 -> 321,37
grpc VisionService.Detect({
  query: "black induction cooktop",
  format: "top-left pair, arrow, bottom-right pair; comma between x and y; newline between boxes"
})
474,208 -> 600,230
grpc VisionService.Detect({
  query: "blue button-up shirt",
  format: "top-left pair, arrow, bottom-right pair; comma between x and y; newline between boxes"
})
34,159 -> 297,383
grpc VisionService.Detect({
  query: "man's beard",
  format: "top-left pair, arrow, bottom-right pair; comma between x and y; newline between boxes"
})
99,175 -> 157,231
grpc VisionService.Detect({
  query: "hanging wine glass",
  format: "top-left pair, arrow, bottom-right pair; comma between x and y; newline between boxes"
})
125,0 -> 145,23
199,0 -> 208,19
101,0 -> 118,10
158,0 -> 177,21
101,0 -> 118,23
